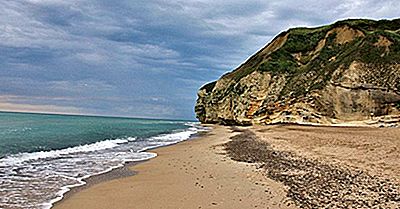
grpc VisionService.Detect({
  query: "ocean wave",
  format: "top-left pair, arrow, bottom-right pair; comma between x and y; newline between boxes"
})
0,137 -> 137,167
0,122 -> 207,209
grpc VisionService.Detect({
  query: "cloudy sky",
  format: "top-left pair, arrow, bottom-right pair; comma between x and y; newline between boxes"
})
0,0 -> 399,119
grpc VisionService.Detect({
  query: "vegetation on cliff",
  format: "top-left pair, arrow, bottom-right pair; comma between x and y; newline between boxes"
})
195,18 -> 400,126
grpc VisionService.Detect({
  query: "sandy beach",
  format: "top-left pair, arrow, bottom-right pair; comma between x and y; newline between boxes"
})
53,124 -> 400,209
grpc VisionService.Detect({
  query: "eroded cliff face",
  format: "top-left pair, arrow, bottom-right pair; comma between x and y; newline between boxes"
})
195,19 -> 400,126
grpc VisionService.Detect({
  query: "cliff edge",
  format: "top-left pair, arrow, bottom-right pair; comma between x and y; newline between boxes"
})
195,19 -> 400,126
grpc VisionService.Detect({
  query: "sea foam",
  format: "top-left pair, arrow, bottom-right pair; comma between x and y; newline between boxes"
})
0,137 -> 136,167
0,122 -> 206,209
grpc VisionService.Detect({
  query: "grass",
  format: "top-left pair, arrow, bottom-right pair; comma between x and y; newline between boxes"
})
356,30 -> 400,64
214,18 -> 400,99
197,18 -> 400,123
282,28 -> 328,53
257,50 -> 299,74
334,18 -> 400,32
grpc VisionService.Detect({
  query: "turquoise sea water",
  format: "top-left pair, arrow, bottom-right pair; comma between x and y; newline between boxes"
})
0,112 -> 204,209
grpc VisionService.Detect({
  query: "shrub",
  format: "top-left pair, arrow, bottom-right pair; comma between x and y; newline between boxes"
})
283,29 -> 328,53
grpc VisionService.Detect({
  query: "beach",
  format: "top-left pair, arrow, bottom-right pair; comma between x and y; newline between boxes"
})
0,112 -> 203,209
53,124 -> 400,209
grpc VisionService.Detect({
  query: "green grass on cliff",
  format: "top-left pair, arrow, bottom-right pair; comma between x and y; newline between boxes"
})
357,30 -> 400,64
277,32 -> 363,97
207,18 -> 400,106
257,50 -> 299,74
283,28 -> 328,53
222,18 -> 400,98
340,19 -> 400,32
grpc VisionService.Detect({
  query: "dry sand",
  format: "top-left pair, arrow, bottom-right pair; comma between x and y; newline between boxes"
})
54,125 -> 296,209
53,124 -> 400,209
253,124 -> 400,182
226,125 -> 400,208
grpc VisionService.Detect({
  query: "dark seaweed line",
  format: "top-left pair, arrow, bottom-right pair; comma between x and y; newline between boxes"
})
224,128 -> 400,209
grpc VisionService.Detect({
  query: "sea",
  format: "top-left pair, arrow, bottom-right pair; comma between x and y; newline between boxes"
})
0,111 -> 206,209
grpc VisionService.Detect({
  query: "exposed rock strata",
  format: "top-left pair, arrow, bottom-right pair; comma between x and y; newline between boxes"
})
196,19 -> 400,126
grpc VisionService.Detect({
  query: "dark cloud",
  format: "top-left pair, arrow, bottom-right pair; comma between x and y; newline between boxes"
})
0,0 -> 399,119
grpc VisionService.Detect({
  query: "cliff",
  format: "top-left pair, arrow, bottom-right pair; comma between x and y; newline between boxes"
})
195,19 -> 400,126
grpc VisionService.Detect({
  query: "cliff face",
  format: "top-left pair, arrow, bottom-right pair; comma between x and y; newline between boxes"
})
195,19 -> 400,126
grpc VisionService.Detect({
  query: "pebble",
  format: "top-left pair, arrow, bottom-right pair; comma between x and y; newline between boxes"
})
224,129 -> 400,209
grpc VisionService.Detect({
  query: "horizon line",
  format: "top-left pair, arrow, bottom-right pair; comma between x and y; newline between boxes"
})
0,110 -> 195,122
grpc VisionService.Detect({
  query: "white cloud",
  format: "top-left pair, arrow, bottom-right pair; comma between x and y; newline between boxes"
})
0,0 -> 399,119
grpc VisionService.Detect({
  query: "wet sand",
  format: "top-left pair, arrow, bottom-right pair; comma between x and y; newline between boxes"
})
53,124 -> 400,209
54,125 -> 294,209
57,161 -> 139,202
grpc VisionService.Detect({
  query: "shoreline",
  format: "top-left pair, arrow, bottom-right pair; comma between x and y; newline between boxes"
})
53,124 -> 400,209
53,125 -> 295,209
52,129 -> 210,208
52,160 -> 141,207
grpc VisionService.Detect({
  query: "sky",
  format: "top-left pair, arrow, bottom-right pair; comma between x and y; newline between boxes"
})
0,0 -> 399,120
